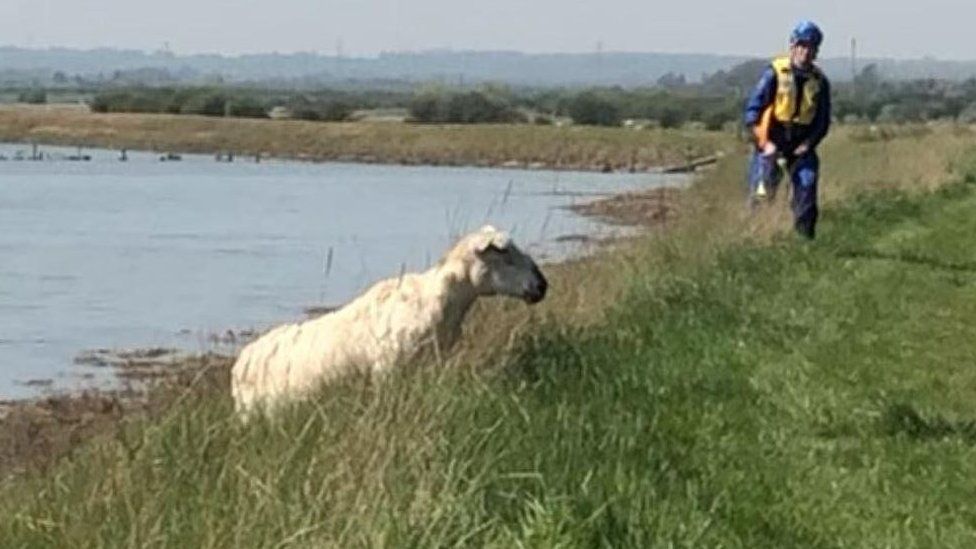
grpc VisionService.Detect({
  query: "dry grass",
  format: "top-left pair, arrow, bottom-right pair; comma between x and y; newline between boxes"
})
822,122 -> 975,196
713,122 -> 976,244
451,122 -> 976,368
0,104 -> 734,170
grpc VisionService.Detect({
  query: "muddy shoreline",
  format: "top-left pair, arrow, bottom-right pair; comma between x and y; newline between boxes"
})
0,353 -> 233,478
0,139 -> 564,172
569,186 -> 681,228
0,137 -> 720,175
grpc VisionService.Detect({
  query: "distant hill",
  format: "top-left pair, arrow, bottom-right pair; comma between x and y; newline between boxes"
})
2,46 -> 976,88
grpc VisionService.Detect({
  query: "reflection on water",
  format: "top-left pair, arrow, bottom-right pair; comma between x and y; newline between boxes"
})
0,144 -> 686,398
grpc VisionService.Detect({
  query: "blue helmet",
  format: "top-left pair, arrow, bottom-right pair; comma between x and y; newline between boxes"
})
790,20 -> 823,48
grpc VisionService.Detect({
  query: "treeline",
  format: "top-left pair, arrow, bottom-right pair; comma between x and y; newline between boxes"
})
402,86 -> 742,129
690,59 -> 976,124
29,59 -> 976,127
80,82 -> 743,128
88,87 -> 411,121
832,64 -> 976,123
408,87 -> 526,124
524,88 -> 741,129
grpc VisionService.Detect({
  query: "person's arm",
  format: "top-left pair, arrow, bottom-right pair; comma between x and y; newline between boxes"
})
806,77 -> 831,149
743,66 -> 776,127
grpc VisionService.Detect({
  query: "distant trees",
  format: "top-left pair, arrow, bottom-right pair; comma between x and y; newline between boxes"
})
17,89 -> 47,104
289,100 -> 353,122
73,61 -> 976,128
91,89 -> 215,115
694,59 -> 976,125
832,65 -> 976,123
178,93 -> 232,117
90,88 -> 271,118
956,102 -> 976,124
566,91 -> 622,127
656,72 -> 687,89
408,87 -> 525,124
558,88 -> 739,129
700,59 -> 767,94
87,87 -> 404,121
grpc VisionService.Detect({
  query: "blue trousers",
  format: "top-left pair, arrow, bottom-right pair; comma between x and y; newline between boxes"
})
748,150 -> 819,239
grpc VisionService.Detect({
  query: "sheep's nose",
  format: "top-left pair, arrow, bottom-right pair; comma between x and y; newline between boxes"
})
527,266 -> 548,303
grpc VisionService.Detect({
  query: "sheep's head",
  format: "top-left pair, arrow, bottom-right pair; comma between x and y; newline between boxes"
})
464,226 -> 548,304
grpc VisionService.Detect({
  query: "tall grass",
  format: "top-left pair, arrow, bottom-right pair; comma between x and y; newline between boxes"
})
2,124 -> 976,547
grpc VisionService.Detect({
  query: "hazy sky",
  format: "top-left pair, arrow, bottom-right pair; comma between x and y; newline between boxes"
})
1,0 -> 972,60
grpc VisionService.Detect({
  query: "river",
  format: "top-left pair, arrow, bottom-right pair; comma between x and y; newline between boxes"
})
0,144 -> 685,398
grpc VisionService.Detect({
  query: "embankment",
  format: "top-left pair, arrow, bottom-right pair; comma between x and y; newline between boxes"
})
0,104 -> 733,172
2,123 -> 976,546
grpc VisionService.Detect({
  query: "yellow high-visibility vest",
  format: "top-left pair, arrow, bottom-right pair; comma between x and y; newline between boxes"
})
771,56 -> 822,125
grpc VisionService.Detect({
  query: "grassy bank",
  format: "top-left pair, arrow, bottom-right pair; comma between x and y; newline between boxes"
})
2,124 -> 976,547
0,104 -> 732,171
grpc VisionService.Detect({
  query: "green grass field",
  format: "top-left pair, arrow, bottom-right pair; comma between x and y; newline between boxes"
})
2,128 -> 976,547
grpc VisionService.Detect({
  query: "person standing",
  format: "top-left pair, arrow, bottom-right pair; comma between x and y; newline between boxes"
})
744,20 -> 831,239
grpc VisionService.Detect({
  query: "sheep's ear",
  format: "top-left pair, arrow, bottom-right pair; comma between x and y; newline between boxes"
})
472,229 -> 511,254
472,232 -> 496,254
491,231 -> 512,250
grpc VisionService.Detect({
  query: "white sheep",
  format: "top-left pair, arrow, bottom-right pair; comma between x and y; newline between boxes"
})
231,225 -> 548,416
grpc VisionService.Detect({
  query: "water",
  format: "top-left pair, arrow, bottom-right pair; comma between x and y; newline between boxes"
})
0,144 -> 685,399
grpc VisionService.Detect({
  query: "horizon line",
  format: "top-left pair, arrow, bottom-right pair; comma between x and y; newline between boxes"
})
2,44 -> 974,64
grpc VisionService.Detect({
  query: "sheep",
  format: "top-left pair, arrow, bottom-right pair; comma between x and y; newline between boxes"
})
231,225 -> 548,416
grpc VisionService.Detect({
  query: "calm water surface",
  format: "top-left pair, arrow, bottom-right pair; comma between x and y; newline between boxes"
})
0,144 -> 685,398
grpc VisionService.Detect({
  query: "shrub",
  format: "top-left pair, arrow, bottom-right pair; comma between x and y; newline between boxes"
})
226,98 -> 269,118
657,107 -> 686,129
567,92 -> 621,127
409,89 -> 523,124
179,93 -> 228,117
702,109 -> 731,131
296,103 -> 352,122
321,101 -> 353,121
957,102 -> 976,124
17,89 -> 47,104
408,92 -> 444,123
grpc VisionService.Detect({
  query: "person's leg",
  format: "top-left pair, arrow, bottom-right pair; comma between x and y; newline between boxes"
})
790,152 -> 819,239
748,150 -> 781,204
748,150 -> 763,199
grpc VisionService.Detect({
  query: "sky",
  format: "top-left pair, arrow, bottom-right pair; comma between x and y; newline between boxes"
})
0,0 -> 972,60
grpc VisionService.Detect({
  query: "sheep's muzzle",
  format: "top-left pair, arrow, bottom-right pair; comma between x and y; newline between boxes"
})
524,266 -> 548,304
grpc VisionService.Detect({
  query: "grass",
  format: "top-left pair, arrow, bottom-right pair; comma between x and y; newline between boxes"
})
0,104 -> 732,170
2,123 -> 976,547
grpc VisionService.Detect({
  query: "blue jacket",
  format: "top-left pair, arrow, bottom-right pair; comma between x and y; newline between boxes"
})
743,63 -> 831,152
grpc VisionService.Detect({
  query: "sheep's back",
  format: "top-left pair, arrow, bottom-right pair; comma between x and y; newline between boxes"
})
231,269 -> 446,413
